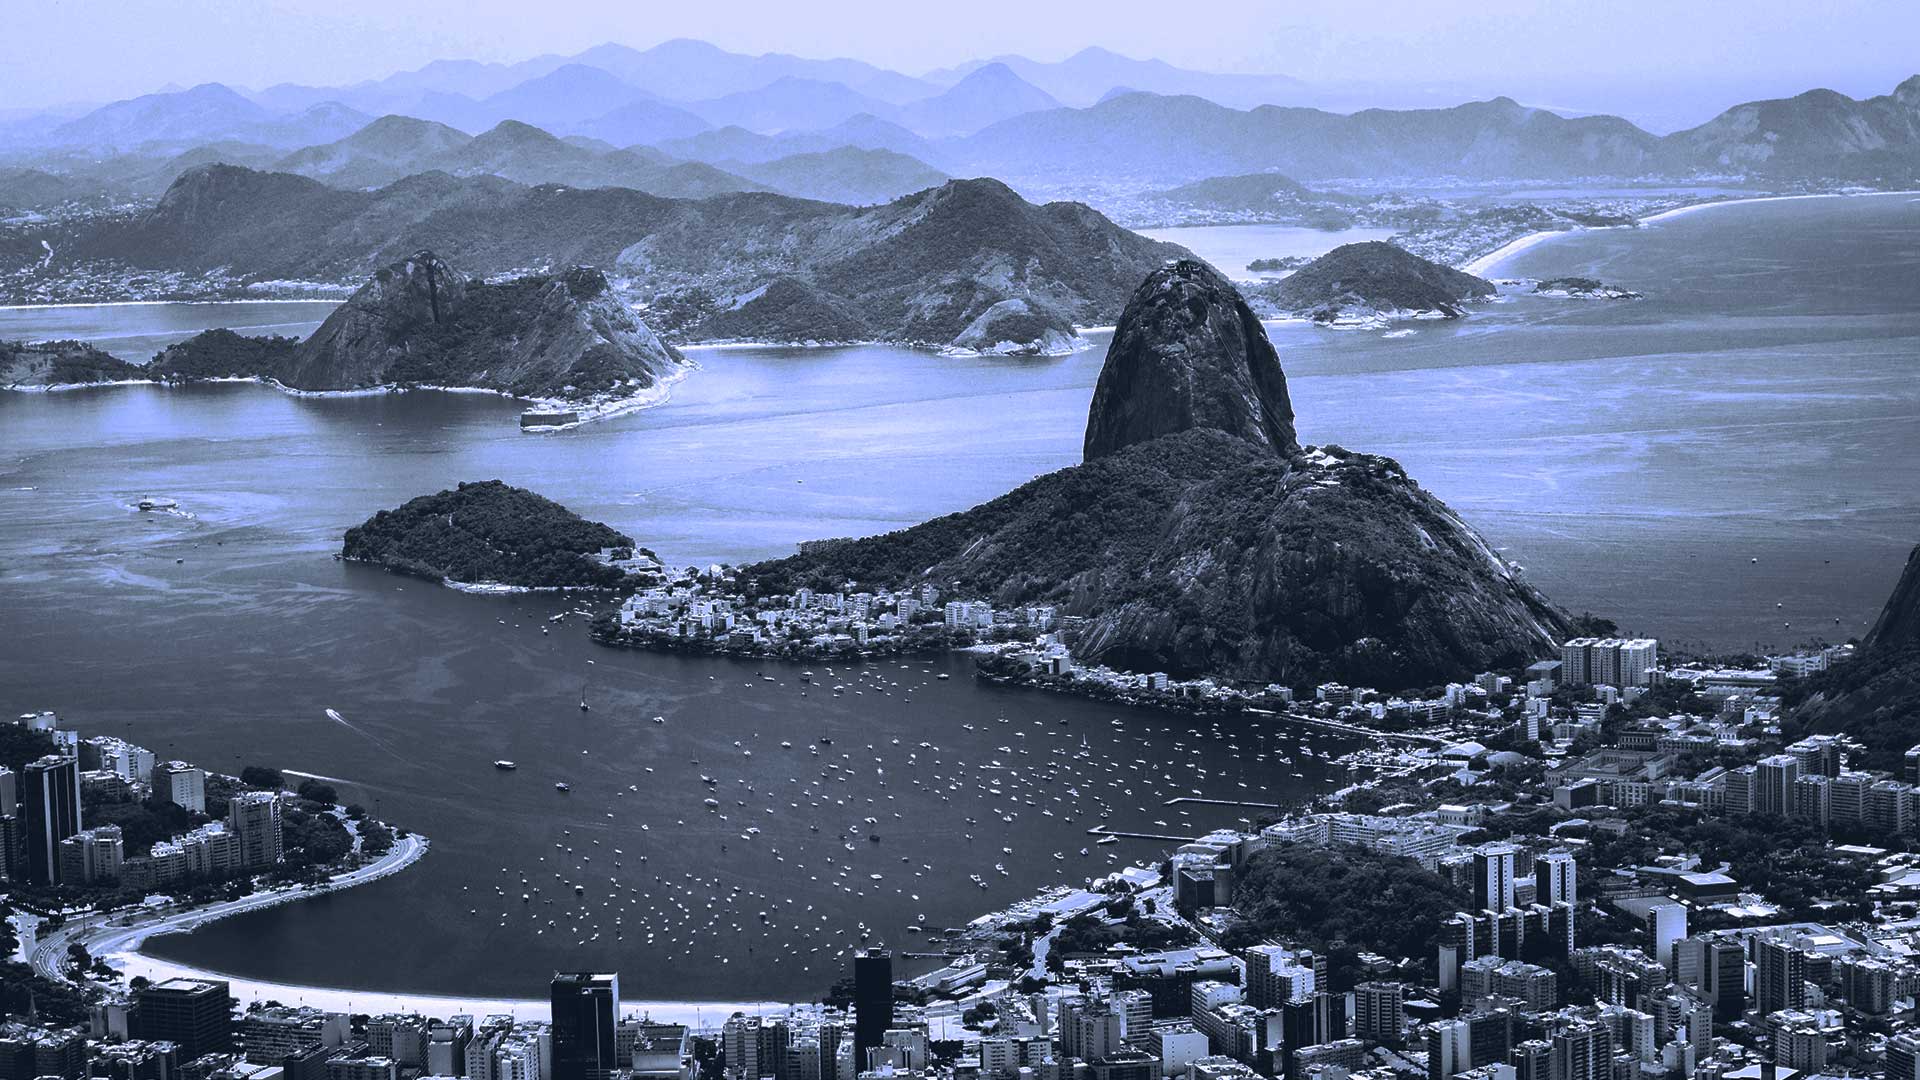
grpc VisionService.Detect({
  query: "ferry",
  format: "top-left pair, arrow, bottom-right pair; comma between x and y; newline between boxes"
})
494,760 -> 518,770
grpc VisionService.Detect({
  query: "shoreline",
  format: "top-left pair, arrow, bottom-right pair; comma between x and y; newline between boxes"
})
0,297 -> 345,312
1463,188 -> 1920,278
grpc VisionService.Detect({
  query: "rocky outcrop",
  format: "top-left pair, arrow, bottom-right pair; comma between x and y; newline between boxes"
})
1256,241 -> 1495,324
277,252 -> 684,399
1085,259 -> 1298,459
946,298 -> 1078,356
1868,543 -> 1920,650
343,480 -> 651,589
750,264 -> 1568,688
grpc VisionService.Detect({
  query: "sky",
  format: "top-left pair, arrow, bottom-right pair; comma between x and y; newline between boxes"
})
6,0 -> 1917,129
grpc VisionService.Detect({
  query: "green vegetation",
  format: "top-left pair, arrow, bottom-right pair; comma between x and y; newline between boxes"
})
343,480 -> 643,588
1047,911 -> 1198,970
149,328 -> 296,380
1226,841 -> 1470,987
0,339 -> 146,387
0,725 -> 55,773
1585,805 -> 1879,919
1783,641 -> 1920,770
1254,241 -> 1495,319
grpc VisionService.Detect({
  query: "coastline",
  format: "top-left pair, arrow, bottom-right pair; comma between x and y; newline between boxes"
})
0,298 -> 346,312
1463,189 -> 1920,278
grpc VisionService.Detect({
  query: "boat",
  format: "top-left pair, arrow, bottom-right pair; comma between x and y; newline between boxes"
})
555,782 -> 571,792
936,673 -> 950,680
494,760 -> 518,770
137,495 -> 178,511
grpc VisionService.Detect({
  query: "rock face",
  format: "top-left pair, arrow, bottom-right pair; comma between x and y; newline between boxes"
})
278,252 -> 684,399
1786,542 -> 1920,768
752,265 -> 1569,687
1257,241 -> 1495,324
1085,260 -> 1298,460
946,298 -> 1078,356
1868,544 -> 1920,650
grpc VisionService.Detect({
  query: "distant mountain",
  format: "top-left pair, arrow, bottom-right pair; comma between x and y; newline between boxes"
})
275,115 -> 473,189
747,260 -> 1567,687
65,166 -> 1177,352
1255,242 -> 1496,322
1664,75 -> 1920,178
894,63 -> 1061,136
1151,171 -> 1314,208
569,99 -> 713,147
45,83 -> 274,152
954,91 -> 1663,185
730,148 -> 947,205
570,39 -> 938,105
0,168 -> 112,211
404,120 -> 767,197
687,78 -> 898,134
924,46 -> 1306,109
153,251 -> 685,403
476,64 -> 655,131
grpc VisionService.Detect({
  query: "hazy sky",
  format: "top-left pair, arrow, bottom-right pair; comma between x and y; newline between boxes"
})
7,0 -> 1917,127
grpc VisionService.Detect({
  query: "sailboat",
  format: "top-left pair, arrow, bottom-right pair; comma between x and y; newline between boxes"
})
579,683 -> 591,712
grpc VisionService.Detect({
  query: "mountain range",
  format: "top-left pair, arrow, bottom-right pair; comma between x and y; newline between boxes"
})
6,37 -> 1915,197
62,166 -> 1180,352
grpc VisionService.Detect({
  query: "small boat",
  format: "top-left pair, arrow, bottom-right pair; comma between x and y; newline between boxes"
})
137,495 -> 178,512
494,760 -> 518,770
936,673 -> 950,680
555,782 -> 571,792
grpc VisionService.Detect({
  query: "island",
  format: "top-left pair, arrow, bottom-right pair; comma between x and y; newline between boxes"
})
1251,241 -> 1497,326
341,480 -> 661,590
1533,276 -> 1643,299
0,340 -> 146,389
153,252 -> 688,425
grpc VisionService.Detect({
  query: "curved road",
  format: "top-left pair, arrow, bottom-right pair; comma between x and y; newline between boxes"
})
32,833 -> 428,984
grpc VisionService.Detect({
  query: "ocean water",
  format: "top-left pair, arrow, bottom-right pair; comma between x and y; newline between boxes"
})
0,192 -> 1915,1001
1138,224 -> 1399,279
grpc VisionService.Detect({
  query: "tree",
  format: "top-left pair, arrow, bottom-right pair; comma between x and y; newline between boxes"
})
239,766 -> 285,790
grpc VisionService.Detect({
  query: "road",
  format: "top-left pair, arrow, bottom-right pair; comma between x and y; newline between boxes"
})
31,832 -> 428,984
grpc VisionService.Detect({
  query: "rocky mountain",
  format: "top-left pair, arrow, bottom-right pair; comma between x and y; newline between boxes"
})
1786,542 -> 1920,768
1664,75 -> 1920,179
1256,242 -> 1496,323
729,147 -> 948,205
1084,261 -> 1298,459
0,340 -> 145,388
747,263 -> 1568,687
343,480 -> 647,589
67,167 -> 1178,353
155,251 -> 686,401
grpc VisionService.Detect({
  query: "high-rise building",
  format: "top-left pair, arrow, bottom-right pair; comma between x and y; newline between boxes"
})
1888,1031 -> 1920,1080
1352,982 -> 1405,1044
1548,1022 -> 1608,1080
852,949 -> 893,1065
136,977 -> 233,1060
0,766 -> 16,815
152,761 -> 208,814
1644,905 -> 1687,970
58,824 -> 123,884
1426,1010 -> 1511,1080
1708,939 -> 1747,1021
227,791 -> 284,867
1533,852 -> 1576,910
1559,639 -> 1658,688
1754,755 -> 1800,817
1752,937 -> 1806,1017
1246,946 -> 1316,1008
23,754 -> 81,885
1474,847 -> 1519,913
551,973 -> 619,1080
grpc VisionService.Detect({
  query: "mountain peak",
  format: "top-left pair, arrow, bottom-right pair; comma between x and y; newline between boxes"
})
1084,259 -> 1300,461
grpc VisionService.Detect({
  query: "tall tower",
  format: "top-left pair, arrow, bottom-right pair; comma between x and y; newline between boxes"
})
1473,846 -> 1518,912
551,972 -> 619,1080
853,949 -> 893,1067
23,754 -> 81,885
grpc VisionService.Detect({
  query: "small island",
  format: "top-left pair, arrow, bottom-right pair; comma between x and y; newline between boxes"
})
1252,240 -> 1496,326
0,340 -> 146,389
341,480 -> 661,590
1533,276 -> 1643,299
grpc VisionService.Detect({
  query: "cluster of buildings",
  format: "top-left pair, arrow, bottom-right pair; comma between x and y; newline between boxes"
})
0,711 -> 281,889
609,573 -> 1057,658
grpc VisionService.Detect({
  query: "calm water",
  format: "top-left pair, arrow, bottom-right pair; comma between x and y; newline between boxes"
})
0,301 -> 341,361
1,192 -> 1917,1000
1138,224 -> 1400,279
